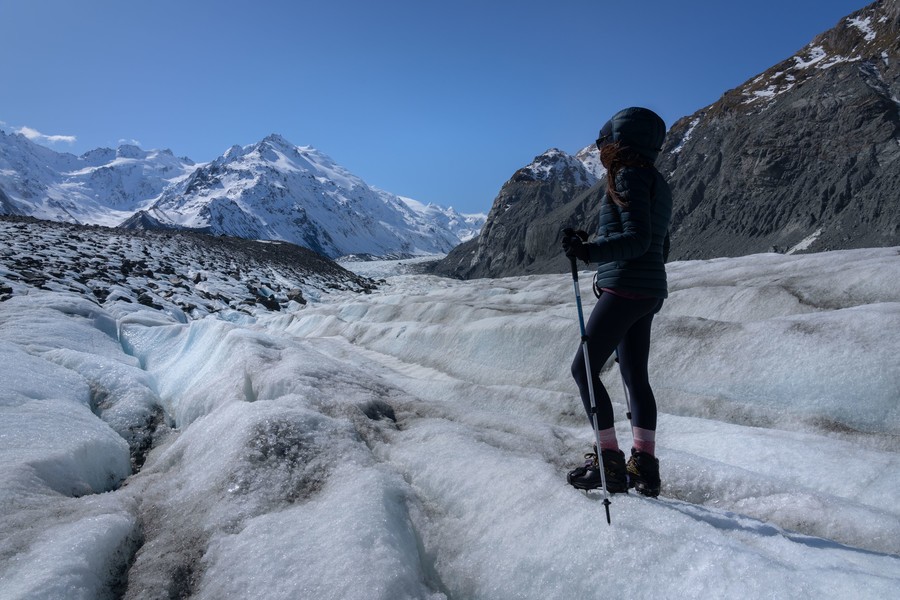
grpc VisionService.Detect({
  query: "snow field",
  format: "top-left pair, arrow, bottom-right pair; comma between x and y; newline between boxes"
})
196,458 -> 441,600
0,296 -> 150,598
377,414 -> 899,599
1,247 -> 899,598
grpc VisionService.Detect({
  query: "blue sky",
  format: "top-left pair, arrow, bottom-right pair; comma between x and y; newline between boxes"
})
1,0 -> 871,214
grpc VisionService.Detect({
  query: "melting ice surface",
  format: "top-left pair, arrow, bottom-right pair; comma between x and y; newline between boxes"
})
1,247 -> 899,599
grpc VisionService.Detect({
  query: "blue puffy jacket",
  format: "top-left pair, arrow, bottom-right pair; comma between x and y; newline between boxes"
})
586,107 -> 672,299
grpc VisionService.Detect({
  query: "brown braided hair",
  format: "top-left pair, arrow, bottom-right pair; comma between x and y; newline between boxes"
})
600,142 -> 653,208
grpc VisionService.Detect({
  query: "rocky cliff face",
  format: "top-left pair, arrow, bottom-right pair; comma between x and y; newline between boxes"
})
659,0 -> 900,259
435,0 -> 899,278
430,149 -> 603,279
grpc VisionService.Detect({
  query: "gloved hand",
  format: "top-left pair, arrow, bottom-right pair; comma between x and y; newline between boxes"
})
561,228 -> 591,263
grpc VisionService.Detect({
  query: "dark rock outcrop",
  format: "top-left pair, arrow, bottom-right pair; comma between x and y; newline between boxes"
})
430,149 -> 601,279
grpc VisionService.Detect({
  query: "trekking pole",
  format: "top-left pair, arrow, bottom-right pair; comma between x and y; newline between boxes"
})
569,255 -> 612,525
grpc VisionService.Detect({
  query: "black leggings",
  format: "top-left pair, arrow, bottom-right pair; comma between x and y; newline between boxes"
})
571,292 -> 662,431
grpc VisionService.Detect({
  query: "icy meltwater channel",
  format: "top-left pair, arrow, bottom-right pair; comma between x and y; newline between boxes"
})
1,248 -> 899,599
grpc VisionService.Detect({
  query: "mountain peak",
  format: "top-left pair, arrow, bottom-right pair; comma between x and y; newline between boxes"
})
116,144 -> 148,159
223,144 -> 246,160
511,148 -> 598,188
717,0 -> 898,114
260,133 -> 297,151
80,147 -> 117,165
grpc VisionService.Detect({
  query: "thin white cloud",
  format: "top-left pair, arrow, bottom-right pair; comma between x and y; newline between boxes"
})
16,126 -> 77,146
118,138 -> 143,147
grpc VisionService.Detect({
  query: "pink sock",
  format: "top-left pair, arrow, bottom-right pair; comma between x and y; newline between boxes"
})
632,427 -> 656,456
597,427 -> 619,452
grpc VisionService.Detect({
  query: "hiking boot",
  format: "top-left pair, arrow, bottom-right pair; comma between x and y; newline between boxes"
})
626,448 -> 661,497
567,449 -> 628,493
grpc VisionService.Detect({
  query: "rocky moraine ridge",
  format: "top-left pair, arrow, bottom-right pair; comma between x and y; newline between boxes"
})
0,216 -> 377,320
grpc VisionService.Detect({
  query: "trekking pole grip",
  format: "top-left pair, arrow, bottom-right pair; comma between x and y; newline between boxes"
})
564,228 -> 580,282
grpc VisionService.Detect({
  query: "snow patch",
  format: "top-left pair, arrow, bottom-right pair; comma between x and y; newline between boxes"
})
848,15 -> 877,41
787,228 -> 823,255
794,45 -> 829,69
673,117 -> 701,154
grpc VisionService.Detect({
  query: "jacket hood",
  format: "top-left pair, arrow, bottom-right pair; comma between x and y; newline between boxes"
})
600,107 -> 667,163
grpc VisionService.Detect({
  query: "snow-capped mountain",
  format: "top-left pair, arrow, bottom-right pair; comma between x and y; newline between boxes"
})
512,147 -> 603,189
396,195 -> 485,244
0,129 -> 486,259
0,129 -> 196,225
574,143 -> 606,181
135,134 -> 482,258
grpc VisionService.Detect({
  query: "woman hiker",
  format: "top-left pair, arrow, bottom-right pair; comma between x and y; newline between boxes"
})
561,106 -> 672,498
